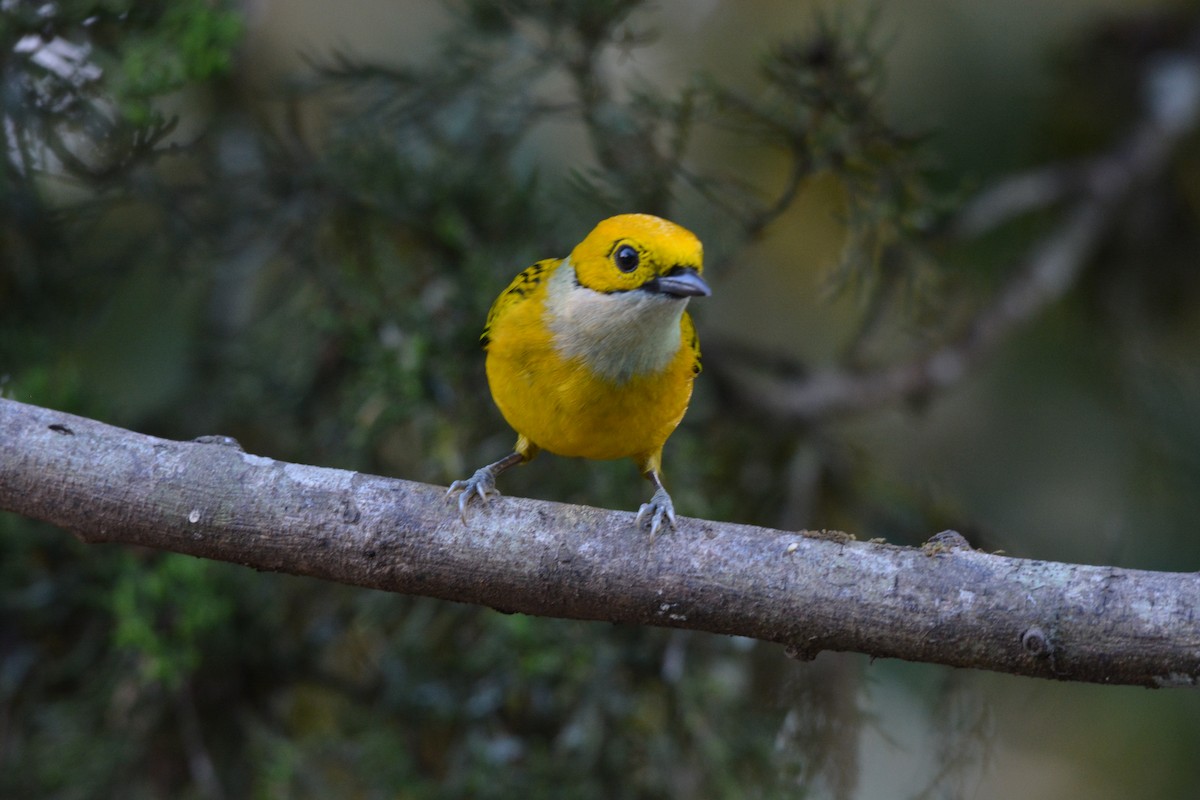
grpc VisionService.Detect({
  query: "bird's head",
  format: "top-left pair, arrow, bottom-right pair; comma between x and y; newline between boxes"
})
568,214 -> 711,300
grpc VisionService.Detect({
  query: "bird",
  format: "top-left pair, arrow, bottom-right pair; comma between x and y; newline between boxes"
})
446,213 -> 710,534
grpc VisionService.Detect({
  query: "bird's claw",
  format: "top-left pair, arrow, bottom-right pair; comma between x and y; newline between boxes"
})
636,486 -> 677,535
445,467 -> 500,523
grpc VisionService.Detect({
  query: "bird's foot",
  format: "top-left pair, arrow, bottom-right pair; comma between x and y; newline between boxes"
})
636,485 -> 677,536
446,466 -> 501,523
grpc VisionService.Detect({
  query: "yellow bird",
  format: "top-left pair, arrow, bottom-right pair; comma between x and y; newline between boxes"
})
447,213 -> 710,534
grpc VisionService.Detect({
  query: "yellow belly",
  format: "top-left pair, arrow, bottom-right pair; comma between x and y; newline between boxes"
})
486,345 -> 693,462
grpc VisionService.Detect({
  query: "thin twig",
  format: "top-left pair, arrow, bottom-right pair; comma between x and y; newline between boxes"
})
951,163 -> 1083,237
175,683 -> 227,800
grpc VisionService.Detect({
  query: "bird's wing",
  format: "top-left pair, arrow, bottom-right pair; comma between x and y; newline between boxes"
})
480,258 -> 559,349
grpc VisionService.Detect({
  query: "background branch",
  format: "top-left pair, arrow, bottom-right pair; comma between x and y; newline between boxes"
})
3,396 -> 1198,689
712,47 -> 1200,422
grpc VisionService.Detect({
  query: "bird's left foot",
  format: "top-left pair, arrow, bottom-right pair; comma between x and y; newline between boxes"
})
636,485 -> 677,535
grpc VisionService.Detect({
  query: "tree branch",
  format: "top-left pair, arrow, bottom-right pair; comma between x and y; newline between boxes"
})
712,48 -> 1200,422
2,397 -> 1198,688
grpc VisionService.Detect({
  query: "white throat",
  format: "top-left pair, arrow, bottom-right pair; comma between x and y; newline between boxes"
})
544,260 -> 687,383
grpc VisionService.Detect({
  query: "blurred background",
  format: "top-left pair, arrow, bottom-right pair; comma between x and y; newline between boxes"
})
3,0 -> 1200,797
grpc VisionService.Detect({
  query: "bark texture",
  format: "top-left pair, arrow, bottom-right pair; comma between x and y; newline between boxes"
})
2,397 -> 1198,688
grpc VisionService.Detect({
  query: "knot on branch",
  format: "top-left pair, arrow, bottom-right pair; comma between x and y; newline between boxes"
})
921,529 -> 971,556
193,434 -> 245,450
1021,626 -> 1054,659
1153,672 -> 1200,689
784,641 -> 823,662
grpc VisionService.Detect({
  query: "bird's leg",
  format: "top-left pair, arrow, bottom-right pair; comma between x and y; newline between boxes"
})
446,451 -> 523,522
446,439 -> 537,522
636,465 -> 677,535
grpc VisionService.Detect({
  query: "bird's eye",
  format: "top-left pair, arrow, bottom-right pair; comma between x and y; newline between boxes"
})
614,244 -> 640,273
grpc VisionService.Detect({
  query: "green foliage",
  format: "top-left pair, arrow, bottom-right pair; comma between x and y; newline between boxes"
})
110,553 -> 235,688
703,12 -> 946,317
113,2 -> 243,125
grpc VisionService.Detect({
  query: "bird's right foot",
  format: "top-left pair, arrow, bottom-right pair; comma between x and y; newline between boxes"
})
445,465 -> 502,523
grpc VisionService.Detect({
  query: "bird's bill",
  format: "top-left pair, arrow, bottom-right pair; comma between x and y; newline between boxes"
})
648,268 -> 711,298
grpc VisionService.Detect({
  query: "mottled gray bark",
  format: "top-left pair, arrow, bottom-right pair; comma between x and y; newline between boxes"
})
2,397 -> 1198,688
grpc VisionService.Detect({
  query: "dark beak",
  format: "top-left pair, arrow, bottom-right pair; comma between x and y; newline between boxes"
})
647,267 -> 711,298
